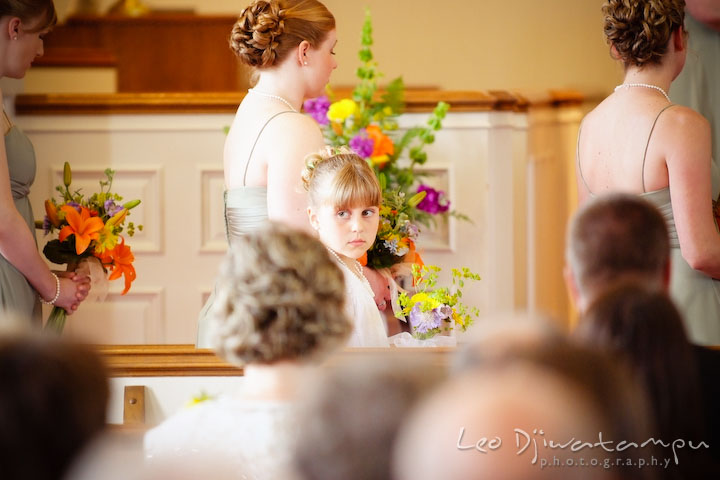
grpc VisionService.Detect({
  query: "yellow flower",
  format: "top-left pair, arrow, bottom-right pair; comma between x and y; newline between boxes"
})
327,99 -> 358,122
409,292 -> 442,310
380,205 -> 392,216
371,155 -> 390,168
95,224 -> 119,254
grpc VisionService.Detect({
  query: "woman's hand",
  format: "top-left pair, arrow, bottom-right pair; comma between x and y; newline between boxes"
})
53,273 -> 91,314
363,266 -> 391,311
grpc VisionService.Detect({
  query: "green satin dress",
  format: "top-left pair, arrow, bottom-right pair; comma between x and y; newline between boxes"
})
0,120 -> 42,325
196,110 -> 300,348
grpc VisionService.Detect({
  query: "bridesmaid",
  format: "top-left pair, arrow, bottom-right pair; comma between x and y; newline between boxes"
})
0,0 -> 89,324
197,0 -> 337,346
576,0 -> 720,344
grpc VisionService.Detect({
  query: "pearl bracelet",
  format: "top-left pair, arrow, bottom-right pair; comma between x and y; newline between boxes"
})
40,272 -> 60,306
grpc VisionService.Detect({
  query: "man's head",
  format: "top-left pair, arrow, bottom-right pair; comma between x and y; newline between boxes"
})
564,194 -> 670,312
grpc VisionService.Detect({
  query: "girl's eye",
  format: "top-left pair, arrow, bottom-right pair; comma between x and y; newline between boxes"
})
362,209 -> 376,217
337,210 -> 348,218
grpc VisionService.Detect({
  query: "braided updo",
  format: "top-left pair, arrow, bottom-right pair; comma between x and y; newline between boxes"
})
602,0 -> 686,67
230,0 -> 335,69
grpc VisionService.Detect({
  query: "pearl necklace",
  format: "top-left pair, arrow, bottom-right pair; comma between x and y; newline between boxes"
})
326,247 -> 371,290
247,88 -> 298,112
614,83 -> 670,102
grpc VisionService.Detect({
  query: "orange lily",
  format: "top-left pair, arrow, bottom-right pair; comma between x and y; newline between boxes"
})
44,200 -> 60,227
58,205 -> 104,255
366,125 -> 394,157
98,237 -> 136,295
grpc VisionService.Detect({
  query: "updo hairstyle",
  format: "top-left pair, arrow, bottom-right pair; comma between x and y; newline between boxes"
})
230,0 -> 335,68
0,0 -> 56,31
602,0 -> 686,67
302,146 -> 382,209
209,222 -> 351,366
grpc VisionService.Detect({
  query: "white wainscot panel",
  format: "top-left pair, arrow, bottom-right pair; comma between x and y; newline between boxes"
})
61,288 -> 165,344
50,165 -> 163,253
199,166 -> 228,253
414,164 -> 455,252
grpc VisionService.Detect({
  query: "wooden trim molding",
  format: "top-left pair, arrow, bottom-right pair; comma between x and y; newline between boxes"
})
98,344 -> 243,377
98,344 -> 454,377
14,89 -> 592,116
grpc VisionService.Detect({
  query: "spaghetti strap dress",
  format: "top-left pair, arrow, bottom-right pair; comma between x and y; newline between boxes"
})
196,111 -> 299,348
578,104 -> 720,345
0,118 -> 42,325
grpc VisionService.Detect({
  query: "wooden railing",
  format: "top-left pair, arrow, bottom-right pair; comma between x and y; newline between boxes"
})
98,344 -> 455,377
14,89 -> 593,115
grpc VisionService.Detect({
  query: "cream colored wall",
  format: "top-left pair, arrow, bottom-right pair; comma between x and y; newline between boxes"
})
54,0 -> 622,93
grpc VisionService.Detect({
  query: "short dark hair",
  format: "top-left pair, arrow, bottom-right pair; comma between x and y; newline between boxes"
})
0,334 -> 109,480
566,193 -> 670,300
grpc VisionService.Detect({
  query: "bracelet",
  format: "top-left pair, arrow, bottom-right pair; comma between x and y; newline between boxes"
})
40,272 -> 60,306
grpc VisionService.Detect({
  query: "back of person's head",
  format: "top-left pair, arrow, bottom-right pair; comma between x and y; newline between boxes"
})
302,146 -> 382,209
395,341 -> 654,480
0,332 -> 108,480
294,354 -> 445,480
566,193 -> 670,308
602,0 -> 686,67
0,0 -> 57,31
230,0 -> 335,68
209,222 -> 351,366
452,312 -> 566,373
575,282 -> 710,476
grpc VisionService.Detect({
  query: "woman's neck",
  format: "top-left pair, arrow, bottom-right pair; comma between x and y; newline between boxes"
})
238,361 -> 313,401
252,70 -> 305,111
621,65 -> 673,94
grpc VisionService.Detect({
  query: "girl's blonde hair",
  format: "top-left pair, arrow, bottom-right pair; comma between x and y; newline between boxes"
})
301,146 -> 382,208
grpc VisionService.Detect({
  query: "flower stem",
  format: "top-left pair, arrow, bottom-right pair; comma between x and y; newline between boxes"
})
44,306 -> 67,334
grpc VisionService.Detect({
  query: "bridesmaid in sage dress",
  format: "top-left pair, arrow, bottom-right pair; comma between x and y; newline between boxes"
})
577,0 -> 720,345
0,1 -> 88,324
196,0 -> 338,346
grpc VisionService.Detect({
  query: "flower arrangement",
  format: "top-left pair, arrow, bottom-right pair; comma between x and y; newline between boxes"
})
396,264 -> 481,340
304,9 -> 453,269
40,162 -> 141,332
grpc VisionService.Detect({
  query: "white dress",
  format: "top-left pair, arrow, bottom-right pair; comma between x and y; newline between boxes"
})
144,396 -> 299,480
336,261 -> 389,347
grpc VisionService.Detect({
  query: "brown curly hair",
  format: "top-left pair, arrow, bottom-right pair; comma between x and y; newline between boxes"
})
602,0 -> 686,67
230,0 -> 335,68
209,222 -> 350,365
302,146 -> 382,209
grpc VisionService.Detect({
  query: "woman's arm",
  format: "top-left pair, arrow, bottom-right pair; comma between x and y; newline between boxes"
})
0,131 -> 88,313
665,108 -> 720,278
266,115 -> 326,232
686,0 -> 720,31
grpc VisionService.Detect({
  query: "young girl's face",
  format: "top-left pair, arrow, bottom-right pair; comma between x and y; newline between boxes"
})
309,202 -> 379,260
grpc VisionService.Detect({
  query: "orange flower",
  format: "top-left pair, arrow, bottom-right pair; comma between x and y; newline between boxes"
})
44,200 -> 60,227
58,205 -> 104,255
358,251 -> 368,267
366,125 -> 394,157
98,237 -> 136,295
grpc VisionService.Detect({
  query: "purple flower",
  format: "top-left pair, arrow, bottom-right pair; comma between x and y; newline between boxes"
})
303,96 -> 331,125
409,304 -> 452,334
349,131 -> 375,158
416,184 -> 450,214
42,216 -> 51,234
104,199 -> 123,217
67,201 -> 82,213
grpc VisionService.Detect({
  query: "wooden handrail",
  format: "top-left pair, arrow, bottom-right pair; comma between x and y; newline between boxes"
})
97,344 -> 454,377
14,89 -> 594,116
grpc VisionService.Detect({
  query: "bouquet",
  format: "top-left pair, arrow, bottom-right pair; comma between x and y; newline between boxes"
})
304,8 -> 453,269
39,162 -> 141,332
396,264 -> 481,340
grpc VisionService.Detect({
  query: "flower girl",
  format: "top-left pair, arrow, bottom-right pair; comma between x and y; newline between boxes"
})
302,147 -> 389,347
